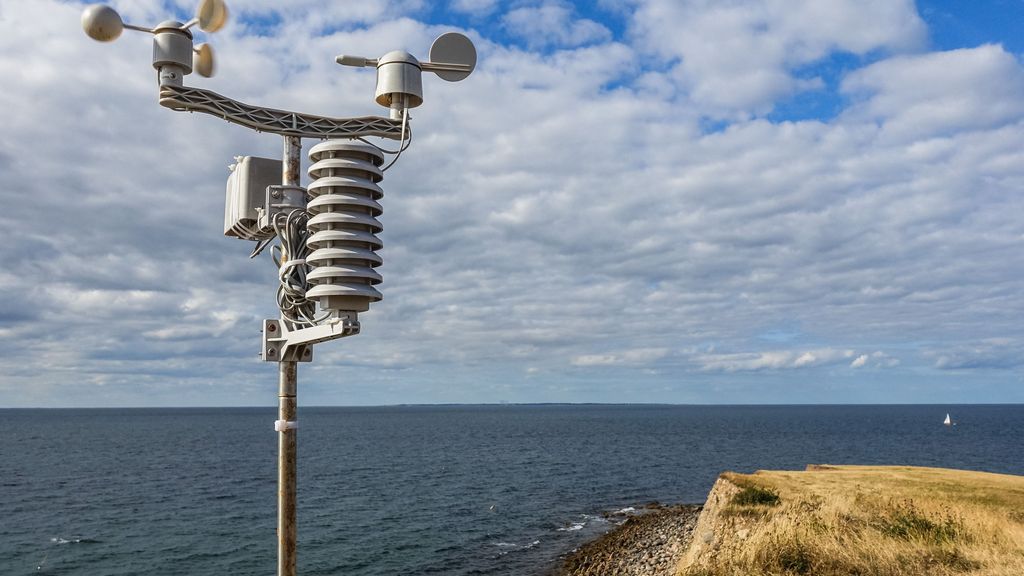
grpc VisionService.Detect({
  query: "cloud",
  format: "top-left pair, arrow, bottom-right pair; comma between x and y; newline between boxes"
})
696,349 -> 855,372
629,0 -> 926,116
931,340 -> 1024,370
1,1 -> 1023,406
841,45 -> 1024,141
572,354 -> 618,367
450,0 -> 498,17
571,348 -> 670,367
850,352 -> 899,369
502,2 -> 612,49
227,0 -> 426,29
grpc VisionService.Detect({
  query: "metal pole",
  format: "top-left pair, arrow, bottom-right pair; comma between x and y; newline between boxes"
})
278,360 -> 297,576
278,135 -> 301,576
284,135 -> 302,188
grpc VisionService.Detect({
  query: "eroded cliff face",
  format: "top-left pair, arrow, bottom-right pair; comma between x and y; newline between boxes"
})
675,476 -> 746,574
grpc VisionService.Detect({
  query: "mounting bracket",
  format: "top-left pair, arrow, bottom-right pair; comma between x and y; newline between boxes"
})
261,317 -> 361,363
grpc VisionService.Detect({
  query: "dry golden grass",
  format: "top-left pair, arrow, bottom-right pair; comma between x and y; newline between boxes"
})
679,465 -> 1024,576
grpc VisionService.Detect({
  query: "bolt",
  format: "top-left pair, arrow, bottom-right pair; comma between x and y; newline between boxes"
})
272,190 -> 281,199
268,324 -> 277,332
268,348 -> 276,356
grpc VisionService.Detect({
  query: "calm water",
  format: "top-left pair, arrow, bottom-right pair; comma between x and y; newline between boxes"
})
1,404 -> 1021,575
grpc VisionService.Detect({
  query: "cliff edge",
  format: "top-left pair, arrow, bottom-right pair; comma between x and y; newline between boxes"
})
675,465 -> 1024,576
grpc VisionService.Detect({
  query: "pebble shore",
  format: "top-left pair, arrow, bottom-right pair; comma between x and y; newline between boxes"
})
553,504 -> 702,576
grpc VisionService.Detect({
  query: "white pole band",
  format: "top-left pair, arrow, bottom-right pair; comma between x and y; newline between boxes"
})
274,420 -> 298,432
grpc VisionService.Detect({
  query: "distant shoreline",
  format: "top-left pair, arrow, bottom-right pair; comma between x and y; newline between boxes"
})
3,402 -> 1022,410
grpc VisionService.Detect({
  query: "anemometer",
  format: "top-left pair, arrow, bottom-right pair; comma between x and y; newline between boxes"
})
81,2 -> 476,575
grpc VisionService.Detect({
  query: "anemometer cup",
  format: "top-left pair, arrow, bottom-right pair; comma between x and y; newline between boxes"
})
82,5 -> 124,42
194,44 -> 216,78
81,0 -> 229,83
196,0 -> 229,33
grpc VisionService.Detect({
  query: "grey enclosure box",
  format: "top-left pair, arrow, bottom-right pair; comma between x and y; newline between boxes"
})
224,156 -> 282,239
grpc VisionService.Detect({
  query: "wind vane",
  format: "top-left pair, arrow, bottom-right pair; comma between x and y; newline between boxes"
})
81,2 -> 477,574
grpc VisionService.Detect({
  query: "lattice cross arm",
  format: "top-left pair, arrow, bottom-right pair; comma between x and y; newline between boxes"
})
159,85 -> 405,140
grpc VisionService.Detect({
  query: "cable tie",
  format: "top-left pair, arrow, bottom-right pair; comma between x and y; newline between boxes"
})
274,420 -> 298,432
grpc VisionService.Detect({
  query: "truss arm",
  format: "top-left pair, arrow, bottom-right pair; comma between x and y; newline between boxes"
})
159,85 -> 405,140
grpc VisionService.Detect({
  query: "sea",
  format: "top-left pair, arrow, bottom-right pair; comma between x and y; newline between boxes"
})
1,404 -> 1022,575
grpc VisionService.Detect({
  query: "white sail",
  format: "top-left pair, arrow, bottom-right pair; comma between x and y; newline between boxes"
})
944,413 -> 952,425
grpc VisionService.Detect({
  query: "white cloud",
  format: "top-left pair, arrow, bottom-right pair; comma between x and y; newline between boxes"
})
874,353 -> 900,368
841,45 -> 1024,141
503,3 -> 612,49
931,339 -> 1024,370
571,348 -> 670,367
572,354 -> 619,366
850,352 -> 899,369
229,0 -> 425,29
696,349 -> 856,372
1,1 -> 1023,406
450,0 -> 499,16
793,352 -> 818,367
622,348 -> 671,363
629,0 -> 926,116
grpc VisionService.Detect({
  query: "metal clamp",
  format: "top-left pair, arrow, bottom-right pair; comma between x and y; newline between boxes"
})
259,185 -> 308,229
261,317 -> 360,362
274,420 -> 298,432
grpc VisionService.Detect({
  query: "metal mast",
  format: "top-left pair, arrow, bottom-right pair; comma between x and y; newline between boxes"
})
81,3 -> 477,574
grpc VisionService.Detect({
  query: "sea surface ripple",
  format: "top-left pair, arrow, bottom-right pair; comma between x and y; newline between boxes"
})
1,404 -> 1021,575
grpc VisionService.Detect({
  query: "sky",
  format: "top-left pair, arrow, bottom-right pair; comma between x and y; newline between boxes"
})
1,0 -> 1023,407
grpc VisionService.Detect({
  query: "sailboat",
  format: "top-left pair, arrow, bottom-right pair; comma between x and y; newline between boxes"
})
943,413 -> 952,426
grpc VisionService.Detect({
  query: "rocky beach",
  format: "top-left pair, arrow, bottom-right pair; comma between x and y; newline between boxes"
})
553,504 -> 702,576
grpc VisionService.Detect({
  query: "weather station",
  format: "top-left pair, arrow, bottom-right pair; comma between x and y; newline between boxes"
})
80,1 -> 477,574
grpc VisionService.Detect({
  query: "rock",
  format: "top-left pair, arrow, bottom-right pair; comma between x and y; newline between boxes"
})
553,504 -> 702,576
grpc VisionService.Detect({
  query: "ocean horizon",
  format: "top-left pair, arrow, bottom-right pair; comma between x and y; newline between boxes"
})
5,401 -> 1022,409
3,404 -> 1021,575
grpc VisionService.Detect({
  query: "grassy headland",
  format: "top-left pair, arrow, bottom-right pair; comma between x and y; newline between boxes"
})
678,465 -> 1024,576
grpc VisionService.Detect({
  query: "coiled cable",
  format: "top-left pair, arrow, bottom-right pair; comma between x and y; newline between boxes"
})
271,209 -> 328,327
